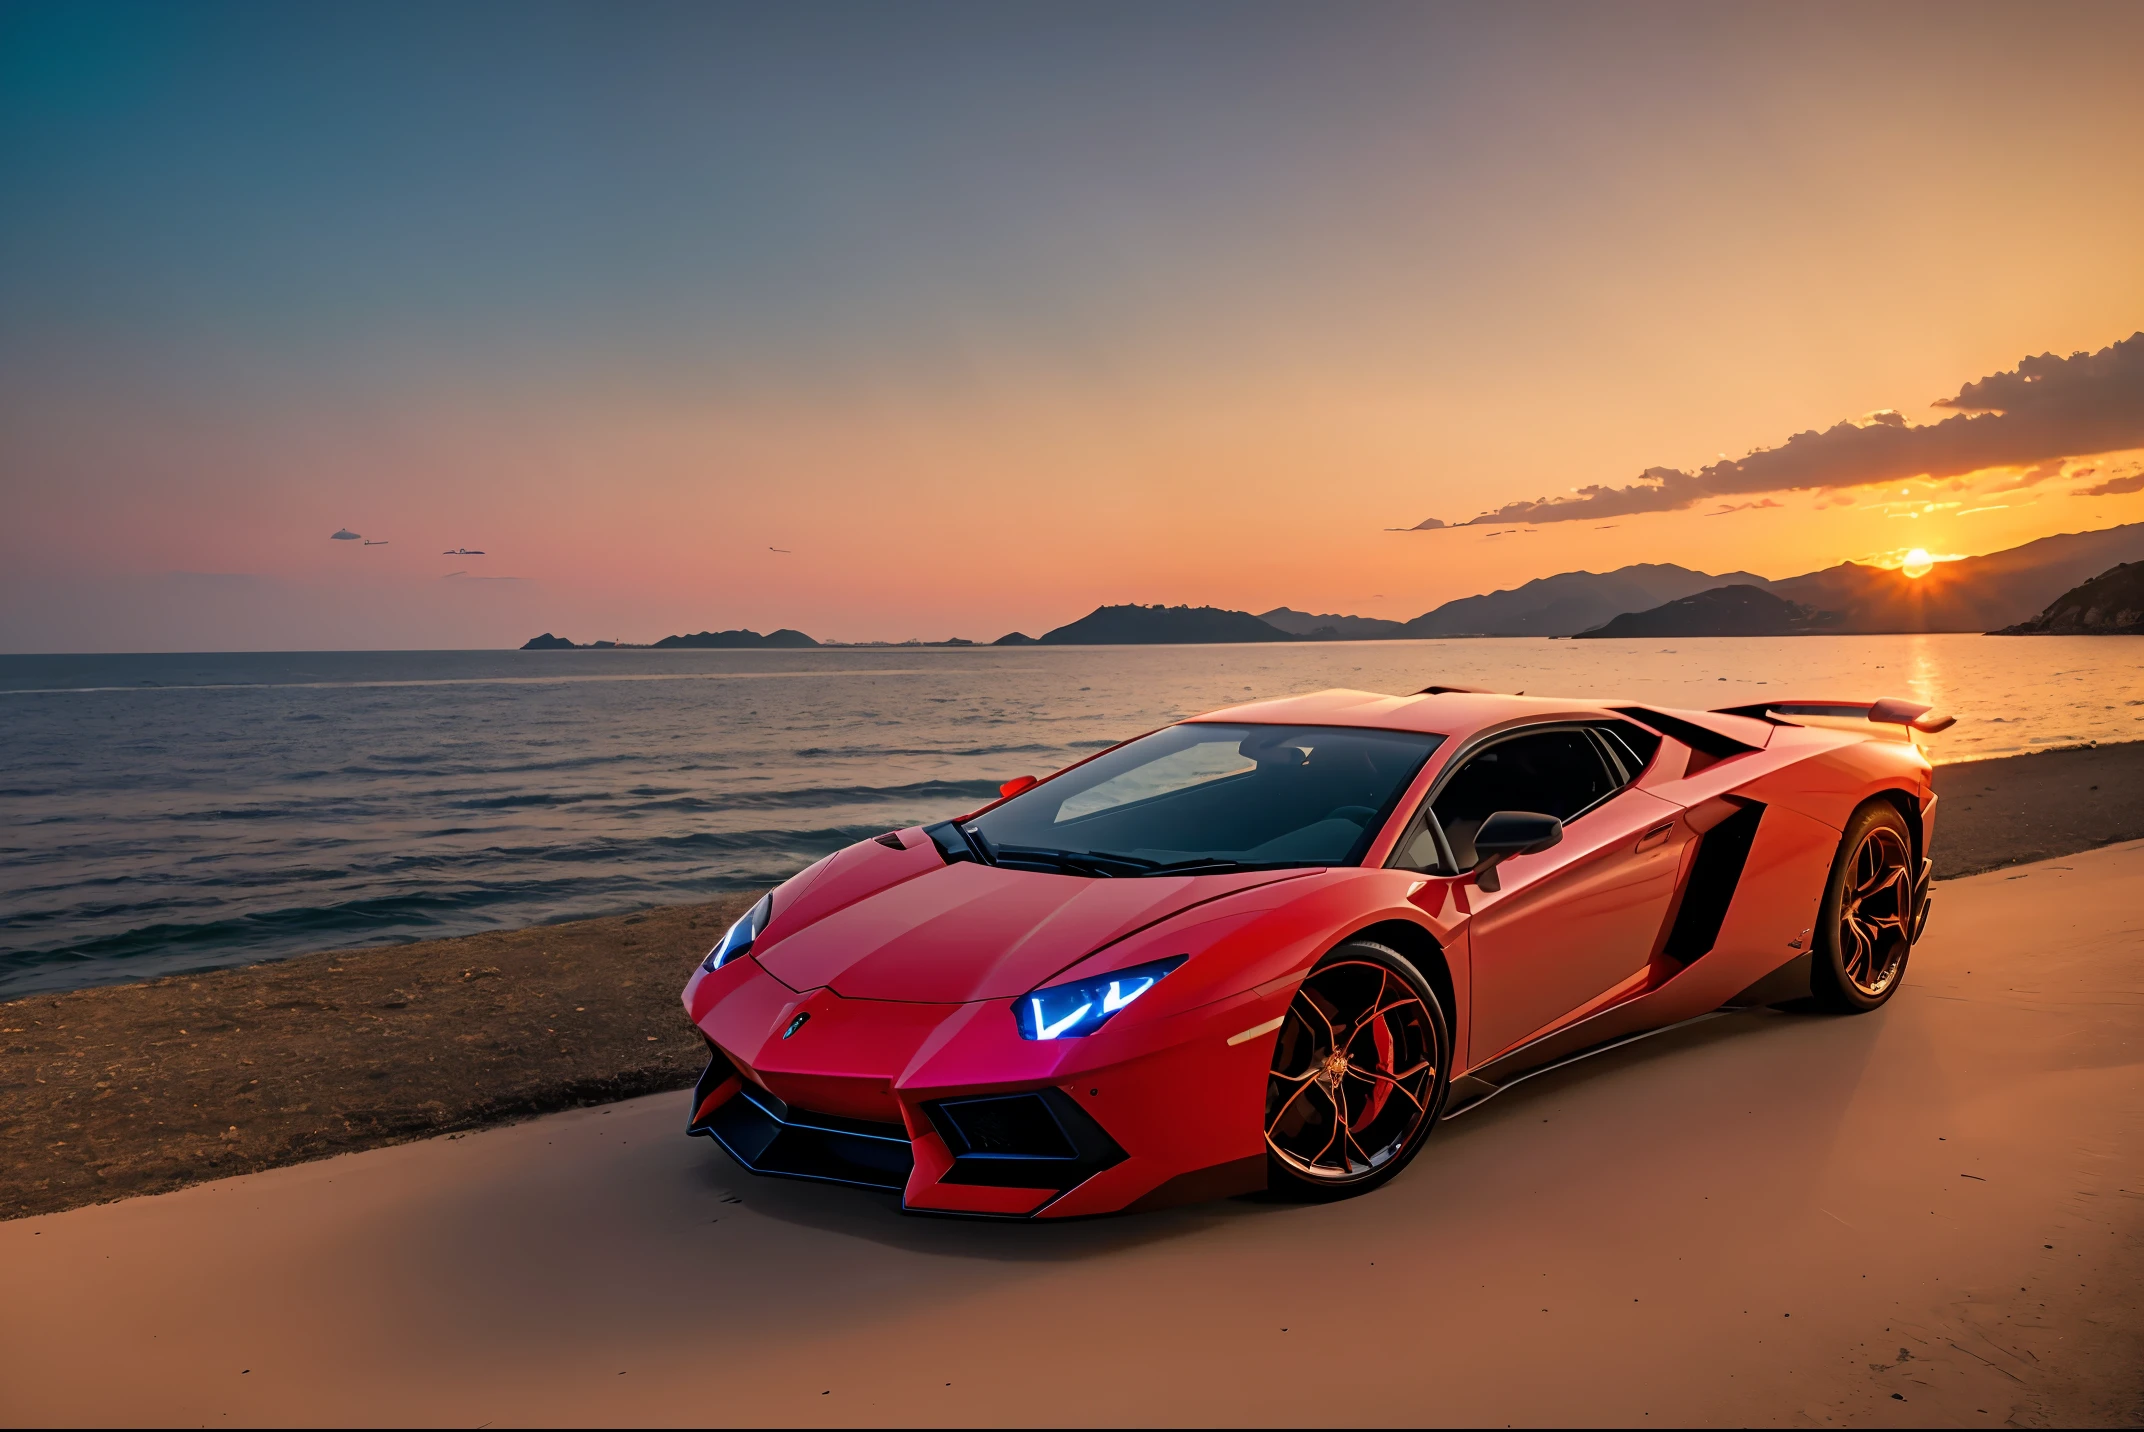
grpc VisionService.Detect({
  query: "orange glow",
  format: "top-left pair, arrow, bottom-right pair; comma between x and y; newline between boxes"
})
3,7 -> 2143,650
1901,548 -> 1935,578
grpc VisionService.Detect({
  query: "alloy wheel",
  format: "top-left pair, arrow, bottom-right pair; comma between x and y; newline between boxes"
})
1265,959 -> 1440,1182
1840,824 -> 1912,998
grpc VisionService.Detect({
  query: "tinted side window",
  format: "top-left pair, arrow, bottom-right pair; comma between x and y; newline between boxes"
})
1431,730 -> 1615,868
1593,720 -> 1663,782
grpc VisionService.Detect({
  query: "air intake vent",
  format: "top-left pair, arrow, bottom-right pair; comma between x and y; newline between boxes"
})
1660,800 -> 1765,964
937,1093 -> 1078,1158
1612,706 -> 1762,776
925,1089 -> 1126,1190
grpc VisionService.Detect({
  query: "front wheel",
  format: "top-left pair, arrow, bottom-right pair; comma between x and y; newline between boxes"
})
1265,941 -> 1451,1200
1810,803 -> 1917,1013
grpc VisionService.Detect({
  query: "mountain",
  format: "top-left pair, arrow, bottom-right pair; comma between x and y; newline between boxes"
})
1257,607 -> 1412,639
1587,522 -> 2144,637
991,631 -> 1040,645
651,628 -> 820,649
1038,604 -> 1294,644
1573,586 -> 1838,639
1399,564 -> 1773,637
1767,523 -> 2144,633
1992,561 -> 2144,635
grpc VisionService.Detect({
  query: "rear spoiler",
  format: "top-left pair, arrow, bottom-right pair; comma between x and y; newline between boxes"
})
1713,698 -> 1956,734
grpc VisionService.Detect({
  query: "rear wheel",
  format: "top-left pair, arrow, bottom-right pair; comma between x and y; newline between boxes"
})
1811,803 -> 1916,1013
1265,942 -> 1450,1200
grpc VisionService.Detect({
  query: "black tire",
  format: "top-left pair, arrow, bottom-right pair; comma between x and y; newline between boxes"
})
1810,802 -> 1917,1013
1264,940 -> 1452,1201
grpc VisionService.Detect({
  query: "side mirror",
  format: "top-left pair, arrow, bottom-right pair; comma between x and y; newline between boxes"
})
1470,811 -> 1563,893
999,774 -> 1039,799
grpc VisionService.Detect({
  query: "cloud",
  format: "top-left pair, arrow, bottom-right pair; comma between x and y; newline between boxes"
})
1408,332 -> 2144,528
2073,468 -> 2144,497
1386,516 -> 1449,531
1984,459 -> 2070,494
1704,498 -> 1784,516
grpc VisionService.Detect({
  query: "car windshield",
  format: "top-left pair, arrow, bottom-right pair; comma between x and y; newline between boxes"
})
963,723 -> 1444,875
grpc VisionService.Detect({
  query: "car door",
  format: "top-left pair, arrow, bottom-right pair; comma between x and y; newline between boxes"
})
1427,726 -> 1685,1066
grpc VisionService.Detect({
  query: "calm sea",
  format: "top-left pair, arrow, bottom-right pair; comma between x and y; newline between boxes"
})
3,636 -> 2138,1000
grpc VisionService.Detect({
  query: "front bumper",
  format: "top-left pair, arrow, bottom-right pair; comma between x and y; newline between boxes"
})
683,961 -> 1278,1217
688,1042 -> 1131,1203
688,1047 -> 915,1191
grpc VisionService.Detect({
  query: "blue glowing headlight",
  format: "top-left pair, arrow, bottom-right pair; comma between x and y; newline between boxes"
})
701,894 -> 772,973
1015,955 -> 1188,1040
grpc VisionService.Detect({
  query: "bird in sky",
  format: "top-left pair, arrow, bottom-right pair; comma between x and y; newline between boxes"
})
769,546 -> 792,553
364,539 -> 390,545
442,547 -> 487,555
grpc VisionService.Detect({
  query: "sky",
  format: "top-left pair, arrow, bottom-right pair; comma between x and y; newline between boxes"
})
3,0 -> 2142,650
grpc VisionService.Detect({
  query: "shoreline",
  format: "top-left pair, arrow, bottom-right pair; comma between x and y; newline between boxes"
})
7,739 -> 2144,1223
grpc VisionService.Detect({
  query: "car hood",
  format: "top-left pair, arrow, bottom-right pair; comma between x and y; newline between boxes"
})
754,852 -> 1311,1003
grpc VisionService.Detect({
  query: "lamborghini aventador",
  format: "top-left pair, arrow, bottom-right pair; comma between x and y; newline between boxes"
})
681,686 -> 1950,1217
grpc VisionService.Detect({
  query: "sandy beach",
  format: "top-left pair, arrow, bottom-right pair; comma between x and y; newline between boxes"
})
4,836 -> 2138,1426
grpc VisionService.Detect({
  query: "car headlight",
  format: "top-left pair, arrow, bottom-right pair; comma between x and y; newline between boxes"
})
701,894 -> 772,973
1015,956 -> 1188,1040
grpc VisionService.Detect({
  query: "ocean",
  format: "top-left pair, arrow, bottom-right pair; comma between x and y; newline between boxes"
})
3,635 -> 2138,1000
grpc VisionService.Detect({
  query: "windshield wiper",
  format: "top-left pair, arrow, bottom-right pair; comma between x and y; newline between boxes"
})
1008,848 -> 1299,878
988,844 -> 1156,878
975,844 -> 1302,879
1130,857 -> 1275,876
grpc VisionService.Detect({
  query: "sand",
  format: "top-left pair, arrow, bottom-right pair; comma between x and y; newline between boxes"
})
4,839 -> 2138,1428
0,894 -> 757,1220
7,739 -> 2144,1224
1932,739 -> 2144,877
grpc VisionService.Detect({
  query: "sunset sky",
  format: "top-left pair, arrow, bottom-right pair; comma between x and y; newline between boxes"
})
3,1 -> 2142,650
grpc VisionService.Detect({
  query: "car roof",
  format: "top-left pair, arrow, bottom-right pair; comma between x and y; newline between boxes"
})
1185,687 -> 1776,748
1187,687 -> 1607,736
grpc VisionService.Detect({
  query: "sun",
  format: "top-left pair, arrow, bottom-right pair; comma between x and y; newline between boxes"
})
1901,548 -> 1935,579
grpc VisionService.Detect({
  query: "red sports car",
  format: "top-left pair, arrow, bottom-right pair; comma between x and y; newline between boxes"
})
681,687 -> 1950,1217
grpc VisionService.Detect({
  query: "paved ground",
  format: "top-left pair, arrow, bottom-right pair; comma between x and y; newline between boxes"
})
4,843 -> 2140,1428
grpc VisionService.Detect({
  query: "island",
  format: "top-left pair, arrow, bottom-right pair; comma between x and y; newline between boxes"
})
651,628 -> 820,649
1037,604 -> 1296,644
1572,585 -> 1837,638
519,627 -> 820,650
1992,561 -> 2144,635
